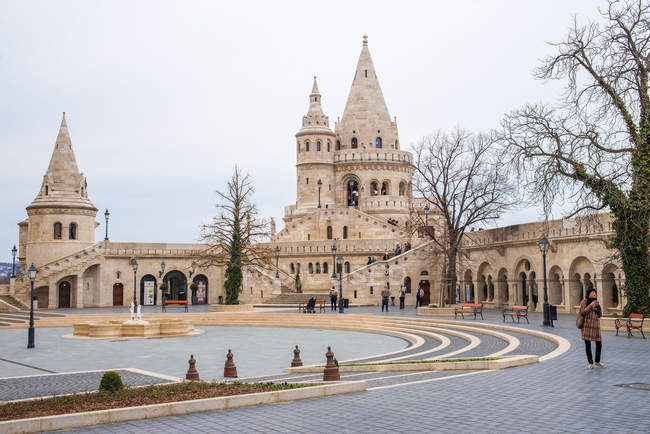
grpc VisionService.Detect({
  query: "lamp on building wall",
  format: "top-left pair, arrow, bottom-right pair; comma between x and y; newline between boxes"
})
27,264 -> 37,348
189,261 -> 197,278
132,259 -> 138,307
104,209 -> 110,241
424,203 -> 430,238
331,239 -> 337,278
337,255 -> 344,313
11,245 -> 17,278
538,236 -> 551,327
158,260 -> 166,278
275,246 -> 280,278
317,179 -> 322,208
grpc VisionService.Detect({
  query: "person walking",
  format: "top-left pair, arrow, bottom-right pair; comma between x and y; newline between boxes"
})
580,288 -> 605,369
415,285 -> 422,308
329,287 -> 337,311
398,285 -> 406,310
381,286 -> 390,312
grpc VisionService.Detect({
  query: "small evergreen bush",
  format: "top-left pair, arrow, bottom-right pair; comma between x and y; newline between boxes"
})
99,371 -> 124,393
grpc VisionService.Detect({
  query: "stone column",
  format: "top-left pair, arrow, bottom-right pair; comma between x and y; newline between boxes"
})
75,274 -> 84,309
8,277 -> 15,296
48,280 -> 57,309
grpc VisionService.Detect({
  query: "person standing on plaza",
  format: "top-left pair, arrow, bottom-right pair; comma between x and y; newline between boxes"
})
580,288 -> 605,369
329,286 -> 337,311
415,284 -> 422,308
381,285 -> 391,312
398,285 -> 406,310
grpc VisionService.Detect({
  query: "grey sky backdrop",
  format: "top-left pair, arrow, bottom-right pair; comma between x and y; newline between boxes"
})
1,0 -> 605,262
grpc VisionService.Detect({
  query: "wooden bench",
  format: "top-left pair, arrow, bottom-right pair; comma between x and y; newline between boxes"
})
503,305 -> 529,323
454,303 -> 483,320
298,299 -> 326,313
162,300 -> 188,312
615,313 -> 646,339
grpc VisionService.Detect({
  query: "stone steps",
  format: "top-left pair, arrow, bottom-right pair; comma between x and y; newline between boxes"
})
0,295 -> 28,310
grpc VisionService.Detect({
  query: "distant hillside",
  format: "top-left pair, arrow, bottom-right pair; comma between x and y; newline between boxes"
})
0,262 -> 23,277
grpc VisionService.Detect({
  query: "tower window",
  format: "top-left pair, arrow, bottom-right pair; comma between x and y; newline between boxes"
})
317,141 -> 321,151
336,140 -> 341,151
53,222 -> 62,240
343,226 -> 348,239
344,262 -> 350,273
306,177 -> 309,184
69,223 -> 77,240
327,226 -> 333,240
45,185 -> 49,196
290,263 -> 295,274
364,69 -> 368,78
305,141 -> 310,152
351,137 -> 358,149
370,181 -> 379,196
327,141 -> 330,152
323,262 -> 328,274
316,263 -> 321,274
376,137 -> 382,148
309,263 -> 314,274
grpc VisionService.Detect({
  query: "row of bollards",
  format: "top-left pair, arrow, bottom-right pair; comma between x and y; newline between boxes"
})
185,345 -> 341,382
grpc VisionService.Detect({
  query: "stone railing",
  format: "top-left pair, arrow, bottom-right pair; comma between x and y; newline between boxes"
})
103,242 -> 204,258
333,149 -> 413,165
260,239 -> 399,256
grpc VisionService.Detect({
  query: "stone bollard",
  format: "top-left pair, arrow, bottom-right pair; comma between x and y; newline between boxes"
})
323,346 -> 340,381
186,354 -> 200,381
291,345 -> 303,367
224,349 -> 238,378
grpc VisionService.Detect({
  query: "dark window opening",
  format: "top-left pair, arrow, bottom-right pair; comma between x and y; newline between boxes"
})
54,222 -> 62,240
351,137 -> 358,149
343,226 -> 348,239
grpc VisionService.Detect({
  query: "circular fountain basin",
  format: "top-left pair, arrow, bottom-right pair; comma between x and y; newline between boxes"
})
72,319 -> 200,339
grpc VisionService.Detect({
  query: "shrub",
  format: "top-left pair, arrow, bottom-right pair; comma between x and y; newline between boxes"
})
99,371 -> 124,393
429,304 -> 438,308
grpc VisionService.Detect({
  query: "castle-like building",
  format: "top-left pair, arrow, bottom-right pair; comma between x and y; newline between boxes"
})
5,36 -> 628,315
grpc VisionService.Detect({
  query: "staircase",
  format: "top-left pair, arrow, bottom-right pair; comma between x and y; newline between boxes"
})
262,292 -> 328,305
0,310 -> 66,327
0,294 -> 29,310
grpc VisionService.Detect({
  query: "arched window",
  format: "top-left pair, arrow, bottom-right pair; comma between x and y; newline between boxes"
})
347,178 -> 359,206
351,137 -> 358,149
316,263 -> 321,273
344,262 -> 350,273
376,137 -> 382,148
336,140 -> 341,151
297,263 -> 301,274
370,181 -> 379,196
399,181 -> 407,196
68,223 -> 77,240
45,185 -> 49,196
308,263 -> 314,274
290,263 -> 295,274
343,226 -> 348,239
317,141 -> 321,151
53,222 -> 62,240
404,276 -> 412,293
297,142 -> 300,153
327,226 -> 333,240
381,181 -> 388,195
305,141 -> 310,152
323,262 -> 328,274
327,141 -> 330,152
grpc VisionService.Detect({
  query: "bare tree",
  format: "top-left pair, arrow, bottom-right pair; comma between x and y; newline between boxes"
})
413,129 -> 516,306
500,0 -> 649,315
200,166 -> 270,304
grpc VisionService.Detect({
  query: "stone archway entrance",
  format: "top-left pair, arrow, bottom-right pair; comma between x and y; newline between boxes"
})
420,280 -> 430,305
192,274 -> 208,305
347,178 -> 359,207
58,281 -> 71,308
164,271 -> 187,301
113,283 -> 124,306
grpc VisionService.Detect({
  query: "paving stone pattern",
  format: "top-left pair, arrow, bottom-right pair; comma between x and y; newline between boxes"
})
0,370 -> 173,401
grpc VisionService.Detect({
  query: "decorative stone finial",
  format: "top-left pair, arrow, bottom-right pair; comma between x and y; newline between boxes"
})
323,346 -> 340,381
186,354 -> 199,381
224,349 -> 238,378
291,345 -> 303,367
362,34 -> 368,45
62,111 -> 66,120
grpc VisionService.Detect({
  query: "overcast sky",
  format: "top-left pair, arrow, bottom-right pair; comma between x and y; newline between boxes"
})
0,0 -> 605,262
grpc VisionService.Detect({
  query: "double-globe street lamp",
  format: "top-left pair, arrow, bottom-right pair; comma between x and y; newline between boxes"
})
336,255 -> 344,314
11,245 -> 17,278
27,264 -> 37,348
331,239 -> 337,278
538,236 -> 551,327
424,203 -> 430,238
132,259 -> 138,309
317,179 -> 322,209
275,246 -> 280,278
104,209 -> 110,241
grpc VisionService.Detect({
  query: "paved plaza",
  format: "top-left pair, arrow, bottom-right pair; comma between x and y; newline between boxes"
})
0,307 -> 648,432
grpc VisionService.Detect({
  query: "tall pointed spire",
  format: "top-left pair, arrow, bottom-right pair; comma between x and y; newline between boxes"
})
301,76 -> 330,130
27,113 -> 96,211
337,35 -> 398,150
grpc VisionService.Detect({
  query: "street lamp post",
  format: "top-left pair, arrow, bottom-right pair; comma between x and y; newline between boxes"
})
159,260 -> 166,304
424,203 -> 430,238
11,245 -> 17,278
336,255 -> 344,313
104,209 -> 110,241
275,246 -> 280,278
27,264 -> 37,348
132,259 -> 138,308
331,239 -> 337,278
538,237 -> 551,326
317,179 -> 322,208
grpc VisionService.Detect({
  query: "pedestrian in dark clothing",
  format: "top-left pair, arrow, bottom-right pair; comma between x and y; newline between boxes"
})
381,287 -> 390,312
580,288 -> 605,369
329,287 -> 337,311
415,286 -> 423,308
399,286 -> 406,310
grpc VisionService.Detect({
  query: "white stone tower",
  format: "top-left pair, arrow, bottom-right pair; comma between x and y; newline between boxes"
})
18,113 -> 98,269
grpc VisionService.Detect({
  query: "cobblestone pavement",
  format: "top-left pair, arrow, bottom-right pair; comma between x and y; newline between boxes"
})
0,369 -> 173,401
62,310 -> 649,433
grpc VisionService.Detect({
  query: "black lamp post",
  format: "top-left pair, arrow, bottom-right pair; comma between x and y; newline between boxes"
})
104,209 -> 110,241
424,203 -> 430,238
337,255 -> 344,313
158,260 -> 166,278
132,259 -> 138,307
11,245 -> 17,278
331,238 -> 337,278
27,263 -> 37,348
538,237 -> 551,326
159,260 -> 166,303
317,179 -> 322,208
275,246 -> 280,278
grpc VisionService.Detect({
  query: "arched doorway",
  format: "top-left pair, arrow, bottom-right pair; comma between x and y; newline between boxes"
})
347,178 -> 359,206
164,270 -> 187,301
193,274 -> 208,305
113,283 -> 124,306
419,280 -> 431,305
404,276 -> 412,293
140,275 -> 157,306
520,272 -> 528,306
58,281 -> 71,308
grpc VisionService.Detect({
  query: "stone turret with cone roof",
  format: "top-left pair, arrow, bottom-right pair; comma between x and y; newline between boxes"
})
19,113 -> 99,269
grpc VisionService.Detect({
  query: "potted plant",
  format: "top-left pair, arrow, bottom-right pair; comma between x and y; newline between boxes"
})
190,282 -> 198,304
295,272 -> 302,293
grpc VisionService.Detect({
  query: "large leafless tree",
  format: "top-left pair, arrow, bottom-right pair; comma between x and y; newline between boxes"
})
200,166 -> 271,304
413,129 -> 516,306
500,0 -> 649,315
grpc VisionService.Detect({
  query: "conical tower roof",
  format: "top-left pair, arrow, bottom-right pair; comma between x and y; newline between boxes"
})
27,113 -> 97,212
300,76 -> 332,132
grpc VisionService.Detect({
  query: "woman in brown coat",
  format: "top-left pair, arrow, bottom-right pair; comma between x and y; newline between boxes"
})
580,288 -> 605,369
